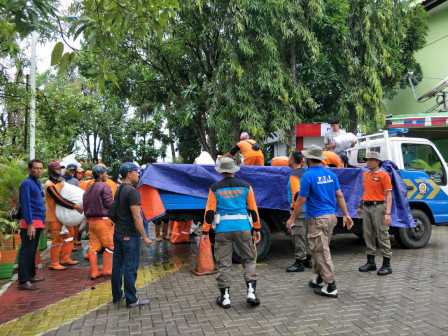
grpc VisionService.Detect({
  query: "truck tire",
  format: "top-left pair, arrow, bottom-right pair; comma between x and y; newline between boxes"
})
394,209 -> 432,249
232,219 -> 272,263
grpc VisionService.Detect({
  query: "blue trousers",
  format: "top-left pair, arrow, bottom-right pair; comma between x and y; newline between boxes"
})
111,232 -> 141,305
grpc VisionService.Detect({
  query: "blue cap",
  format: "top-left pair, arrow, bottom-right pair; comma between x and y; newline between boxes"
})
92,164 -> 109,178
119,162 -> 140,178
66,163 -> 78,170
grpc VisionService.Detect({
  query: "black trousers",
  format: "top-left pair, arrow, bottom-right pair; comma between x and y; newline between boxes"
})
18,228 -> 41,284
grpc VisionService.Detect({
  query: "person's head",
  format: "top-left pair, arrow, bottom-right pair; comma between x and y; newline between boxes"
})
92,164 -> 109,182
28,159 -> 44,179
65,163 -> 77,177
240,132 -> 250,140
215,157 -> 240,177
122,156 -> 134,163
75,167 -> 85,180
329,117 -> 341,132
85,170 -> 94,180
363,151 -> 381,171
288,151 -> 303,168
48,161 -> 65,179
119,162 -> 140,184
301,145 -> 326,167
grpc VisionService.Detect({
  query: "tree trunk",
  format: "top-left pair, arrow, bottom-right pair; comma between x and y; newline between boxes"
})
232,116 -> 241,145
289,36 -> 297,154
348,104 -> 358,134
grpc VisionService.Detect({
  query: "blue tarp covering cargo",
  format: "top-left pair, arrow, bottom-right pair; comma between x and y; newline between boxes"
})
138,162 -> 414,228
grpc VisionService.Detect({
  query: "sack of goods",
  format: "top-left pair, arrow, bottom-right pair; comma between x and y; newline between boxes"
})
333,132 -> 357,153
194,151 -> 215,165
56,182 -> 85,226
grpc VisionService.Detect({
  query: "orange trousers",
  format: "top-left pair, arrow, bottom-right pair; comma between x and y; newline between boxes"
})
88,219 -> 114,254
244,156 -> 264,166
48,221 -> 74,246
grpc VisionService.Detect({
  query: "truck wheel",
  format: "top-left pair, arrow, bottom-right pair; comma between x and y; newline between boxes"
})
395,209 -> 432,249
232,219 -> 272,263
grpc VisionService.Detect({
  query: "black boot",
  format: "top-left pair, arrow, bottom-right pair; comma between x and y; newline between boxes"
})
359,255 -> 377,272
246,280 -> 260,306
216,287 -> 231,309
377,257 -> 392,275
309,274 -> 324,288
286,259 -> 305,272
303,255 -> 313,269
314,281 -> 338,298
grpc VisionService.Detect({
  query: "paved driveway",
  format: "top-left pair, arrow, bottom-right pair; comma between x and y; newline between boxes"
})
2,227 -> 448,336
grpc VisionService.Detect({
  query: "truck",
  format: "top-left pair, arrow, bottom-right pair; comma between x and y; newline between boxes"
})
346,129 -> 448,249
138,153 -> 415,262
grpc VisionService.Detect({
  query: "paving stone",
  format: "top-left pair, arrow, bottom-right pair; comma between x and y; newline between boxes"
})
2,227 -> 448,335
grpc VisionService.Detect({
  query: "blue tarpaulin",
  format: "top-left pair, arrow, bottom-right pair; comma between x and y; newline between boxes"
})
139,162 -> 414,228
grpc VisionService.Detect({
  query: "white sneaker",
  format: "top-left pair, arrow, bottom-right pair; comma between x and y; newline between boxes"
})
314,283 -> 338,298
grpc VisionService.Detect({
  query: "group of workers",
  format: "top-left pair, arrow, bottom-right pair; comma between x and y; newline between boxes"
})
205,119 -> 392,307
18,158 -> 154,308
18,116 -> 392,309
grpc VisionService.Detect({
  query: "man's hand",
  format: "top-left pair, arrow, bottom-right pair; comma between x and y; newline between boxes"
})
143,237 -> 152,247
343,215 -> 354,230
27,224 -> 36,240
76,205 -> 84,214
286,218 -> 295,231
201,234 -> 208,247
357,207 -> 362,218
253,231 -> 261,244
384,214 -> 391,227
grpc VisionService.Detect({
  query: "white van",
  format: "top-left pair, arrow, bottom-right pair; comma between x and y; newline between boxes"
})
346,129 -> 448,248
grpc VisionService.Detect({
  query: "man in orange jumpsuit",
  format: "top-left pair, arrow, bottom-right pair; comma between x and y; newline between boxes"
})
44,162 -> 84,270
83,165 -> 115,280
220,132 -> 264,166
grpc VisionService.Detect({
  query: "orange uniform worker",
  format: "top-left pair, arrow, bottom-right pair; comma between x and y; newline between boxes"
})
85,174 -> 117,196
83,165 -> 115,280
357,151 -> 393,275
220,132 -> 264,166
321,151 -> 345,168
44,162 -> 83,270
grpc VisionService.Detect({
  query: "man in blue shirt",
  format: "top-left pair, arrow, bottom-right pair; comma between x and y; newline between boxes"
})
286,145 -> 353,298
17,159 -> 46,290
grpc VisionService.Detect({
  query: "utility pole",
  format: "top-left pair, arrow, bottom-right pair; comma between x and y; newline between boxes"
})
29,31 -> 38,160
24,74 -> 29,151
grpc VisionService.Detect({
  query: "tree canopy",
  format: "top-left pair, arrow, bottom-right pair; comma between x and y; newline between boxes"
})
0,0 -> 428,163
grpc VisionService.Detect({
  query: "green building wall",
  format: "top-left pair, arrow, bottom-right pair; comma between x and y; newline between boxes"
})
386,3 -> 448,115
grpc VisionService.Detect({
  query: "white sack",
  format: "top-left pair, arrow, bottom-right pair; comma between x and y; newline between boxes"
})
333,132 -> 357,153
60,154 -> 80,175
56,182 -> 85,226
195,151 -> 215,165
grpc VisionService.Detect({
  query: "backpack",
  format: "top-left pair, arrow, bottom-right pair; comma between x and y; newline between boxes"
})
108,185 -> 125,222
246,140 -> 261,151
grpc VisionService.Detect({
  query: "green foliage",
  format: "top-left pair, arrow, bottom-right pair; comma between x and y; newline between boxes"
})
0,156 -> 27,220
412,159 -> 441,172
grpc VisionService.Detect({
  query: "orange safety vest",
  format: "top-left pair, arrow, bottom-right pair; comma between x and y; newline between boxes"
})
170,220 -> 193,243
